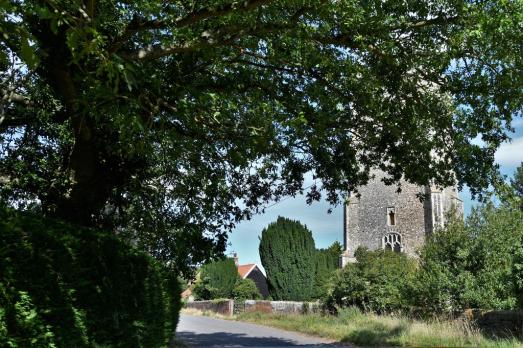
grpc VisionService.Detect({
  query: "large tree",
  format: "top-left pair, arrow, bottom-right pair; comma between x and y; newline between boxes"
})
1,1 -> 522,269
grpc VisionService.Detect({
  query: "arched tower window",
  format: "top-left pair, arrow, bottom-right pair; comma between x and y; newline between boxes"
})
383,233 -> 402,253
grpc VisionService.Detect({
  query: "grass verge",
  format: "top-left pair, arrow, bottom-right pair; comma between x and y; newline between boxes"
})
182,307 -> 522,347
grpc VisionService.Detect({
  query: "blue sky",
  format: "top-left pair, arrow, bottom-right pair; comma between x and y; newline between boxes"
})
226,118 -> 523,269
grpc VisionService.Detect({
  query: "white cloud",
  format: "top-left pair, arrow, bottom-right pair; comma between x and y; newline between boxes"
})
495,136 -> 523,167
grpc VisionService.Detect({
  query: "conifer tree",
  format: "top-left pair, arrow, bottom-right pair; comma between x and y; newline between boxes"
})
259,217 -> 316,301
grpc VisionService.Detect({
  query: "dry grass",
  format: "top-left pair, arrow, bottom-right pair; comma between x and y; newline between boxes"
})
233,307 -> 523,347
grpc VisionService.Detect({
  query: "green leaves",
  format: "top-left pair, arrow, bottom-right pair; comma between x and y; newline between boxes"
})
1,0 -> 522,275
0,207 -> 182,347
16,35 -> 39,70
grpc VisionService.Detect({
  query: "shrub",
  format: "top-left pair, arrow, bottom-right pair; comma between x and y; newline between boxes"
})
193,258 -> 239,300
413,204 -> 523,312
259,217 -> 316,301
514,236 -> 523,308
326,247 -> 417,313
233,279 -> 261,301
0,207 -> 181,347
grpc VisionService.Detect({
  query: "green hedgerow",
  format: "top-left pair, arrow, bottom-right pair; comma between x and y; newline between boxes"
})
0,207 -> 181,347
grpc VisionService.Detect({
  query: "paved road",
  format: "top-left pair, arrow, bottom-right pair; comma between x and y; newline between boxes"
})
176,314 -> 343,347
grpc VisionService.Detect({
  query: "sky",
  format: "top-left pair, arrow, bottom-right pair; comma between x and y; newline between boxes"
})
226,118 -> 523,270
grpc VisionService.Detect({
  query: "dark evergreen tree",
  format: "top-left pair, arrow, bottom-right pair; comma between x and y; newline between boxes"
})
259,217 -> 316,301
314,241 -> 342,298
193,258 -> 239,300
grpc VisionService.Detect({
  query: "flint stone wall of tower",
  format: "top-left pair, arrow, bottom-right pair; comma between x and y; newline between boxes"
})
341,170 -> 462,266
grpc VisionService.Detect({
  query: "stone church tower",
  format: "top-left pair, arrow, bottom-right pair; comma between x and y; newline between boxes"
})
341,171 -> 463,266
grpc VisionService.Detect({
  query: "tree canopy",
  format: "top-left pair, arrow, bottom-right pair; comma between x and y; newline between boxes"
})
1,0 -> 522,270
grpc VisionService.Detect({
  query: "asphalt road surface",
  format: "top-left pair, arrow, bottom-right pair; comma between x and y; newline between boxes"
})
176,314 -> 344,347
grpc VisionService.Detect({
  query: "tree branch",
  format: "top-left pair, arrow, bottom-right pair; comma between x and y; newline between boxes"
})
109,0 -> 273,54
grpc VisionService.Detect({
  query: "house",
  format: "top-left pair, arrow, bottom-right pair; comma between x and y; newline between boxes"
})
234,255 -> 269,298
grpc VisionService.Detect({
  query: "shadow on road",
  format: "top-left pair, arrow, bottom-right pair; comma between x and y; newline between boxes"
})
176,331 -> 338,347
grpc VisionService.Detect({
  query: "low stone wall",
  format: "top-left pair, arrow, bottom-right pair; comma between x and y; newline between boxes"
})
188,299 -> 318,316
234,300 -> 320,315
463,309 -> 523,337
185,299 -> 234,316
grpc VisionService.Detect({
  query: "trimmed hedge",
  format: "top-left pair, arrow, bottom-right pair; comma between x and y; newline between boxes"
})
0,207 -> 181,347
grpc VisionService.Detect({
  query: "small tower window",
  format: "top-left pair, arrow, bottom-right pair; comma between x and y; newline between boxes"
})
387,207 -> 396,226
383,233 -> 402,253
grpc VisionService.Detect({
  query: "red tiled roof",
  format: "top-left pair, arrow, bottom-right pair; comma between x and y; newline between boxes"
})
237,264 -> 256,279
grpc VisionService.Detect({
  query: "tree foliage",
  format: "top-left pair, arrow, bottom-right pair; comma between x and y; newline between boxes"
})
314,241 -> 342,299
1,0 -> 522,270
0,206 -> 181,348
193,258 -> 239,300
259,217 -> 316,301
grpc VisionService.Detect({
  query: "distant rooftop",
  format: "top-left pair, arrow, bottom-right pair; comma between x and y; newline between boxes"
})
237,264 -> 256,279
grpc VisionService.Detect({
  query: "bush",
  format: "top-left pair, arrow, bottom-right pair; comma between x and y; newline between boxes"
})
514,236 -> 523,308
259,217 -> 316,301
326,247 -> 417,314
413,204 -> 523,312
0,207 -> 181,347
193,258 -> 239,300
233,279 -> 261,301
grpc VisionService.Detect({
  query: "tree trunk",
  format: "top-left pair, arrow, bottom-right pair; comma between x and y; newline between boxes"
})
31,22 -> 113,226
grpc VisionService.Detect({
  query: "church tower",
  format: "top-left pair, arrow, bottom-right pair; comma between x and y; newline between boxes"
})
340,171 -> 463,266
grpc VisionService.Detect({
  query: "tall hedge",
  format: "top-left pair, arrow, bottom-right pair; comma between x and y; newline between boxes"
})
0,207 -> 181,347
259,217 -> 316,301
193,258 -> 239,300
